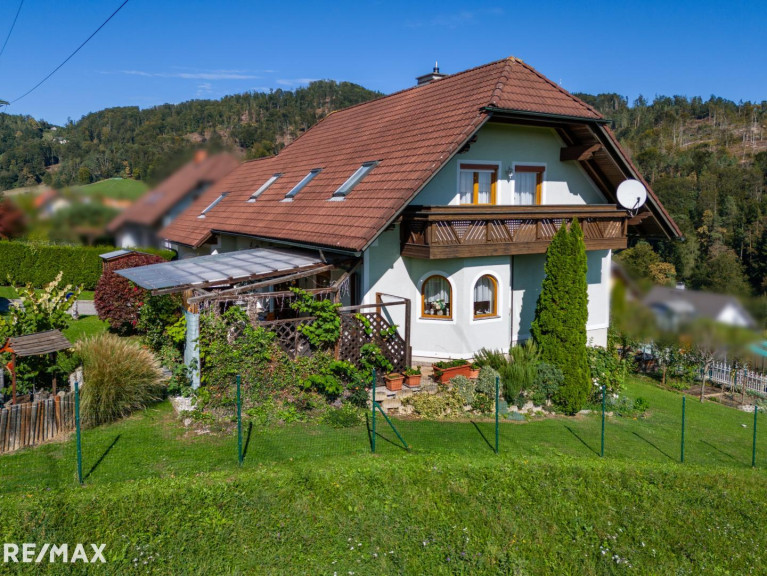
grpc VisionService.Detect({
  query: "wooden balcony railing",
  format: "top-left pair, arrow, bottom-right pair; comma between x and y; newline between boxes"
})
400,204 -> 628,259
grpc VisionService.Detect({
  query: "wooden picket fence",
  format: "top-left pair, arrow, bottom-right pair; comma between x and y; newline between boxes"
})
0,392 -> 76,454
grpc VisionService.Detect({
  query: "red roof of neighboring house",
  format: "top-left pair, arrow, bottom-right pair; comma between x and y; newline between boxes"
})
108,152 -> 239,233
161,57 -> 678,252
34,188 -> 58,209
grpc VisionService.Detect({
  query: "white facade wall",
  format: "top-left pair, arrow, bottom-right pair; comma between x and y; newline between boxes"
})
413,123 -> 606,206
364,122 -> 612,360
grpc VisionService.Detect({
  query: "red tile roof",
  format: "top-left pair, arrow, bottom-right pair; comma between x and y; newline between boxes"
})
161,58 -> 669,251
108,152 -> 239,233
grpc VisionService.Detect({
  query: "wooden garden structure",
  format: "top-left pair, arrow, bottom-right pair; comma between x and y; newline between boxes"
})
1,329 -> 72,405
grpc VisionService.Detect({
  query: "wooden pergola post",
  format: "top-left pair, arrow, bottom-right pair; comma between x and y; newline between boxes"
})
10,352 -> 16,405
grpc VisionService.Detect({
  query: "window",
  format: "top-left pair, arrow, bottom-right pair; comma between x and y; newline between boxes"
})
248,173 -> 282,202
513,165 -> 545,205
333,161 -> 378,198
421,275 -> 452,319
473,275 -> 497,318
197,192 -> 228,218
459,164 -> 497,205
283,168 -> 321,201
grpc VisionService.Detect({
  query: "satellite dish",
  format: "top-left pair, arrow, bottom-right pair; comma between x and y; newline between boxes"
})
616,179 -> 647,214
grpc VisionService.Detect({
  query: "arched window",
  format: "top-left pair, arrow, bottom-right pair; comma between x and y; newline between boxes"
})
421,275 -> 452,319
473,275 -> 497,318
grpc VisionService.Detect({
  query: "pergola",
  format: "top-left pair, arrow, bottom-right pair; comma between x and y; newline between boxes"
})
116,247 -> 354,307
1,330 -> 72,404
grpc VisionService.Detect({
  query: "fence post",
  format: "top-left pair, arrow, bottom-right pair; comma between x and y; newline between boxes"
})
753,404 -> 758,468
74,380 -> 83,485
681,396 -> 686,463
495,375 -> 499,455
236,374 -> 243,466
371,369 -> 377,453
601,385 -> 606,458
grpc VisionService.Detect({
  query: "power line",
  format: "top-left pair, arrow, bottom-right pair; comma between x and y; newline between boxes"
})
7,0 -> 130,105
0,0 -> 24,60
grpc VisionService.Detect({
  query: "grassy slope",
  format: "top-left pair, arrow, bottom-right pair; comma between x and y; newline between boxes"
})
1,378 -> 765,574
71,178 -> 148,200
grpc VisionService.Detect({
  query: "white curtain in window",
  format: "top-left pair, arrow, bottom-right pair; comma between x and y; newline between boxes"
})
459,171 -> 473,204
514,171 -> 536,205
473,276 -> 495,317
477,171 -> 492,203
423,276 -> 451,316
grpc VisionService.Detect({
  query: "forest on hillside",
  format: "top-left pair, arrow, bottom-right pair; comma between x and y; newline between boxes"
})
1,82 -> 767,305
0,80 -> 381,190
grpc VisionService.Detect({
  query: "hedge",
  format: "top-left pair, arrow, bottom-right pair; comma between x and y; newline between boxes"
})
0,241 -> 174,290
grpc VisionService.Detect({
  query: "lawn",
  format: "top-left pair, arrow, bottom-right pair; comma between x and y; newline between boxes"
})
0,286 -> 95,299
62,315 -> 108,341
1,377 -> 765,574
70,178 -> 148,200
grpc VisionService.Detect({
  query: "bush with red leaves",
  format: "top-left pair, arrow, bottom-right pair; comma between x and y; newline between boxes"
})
94,252 -> 165,334
0,198 -> 26,239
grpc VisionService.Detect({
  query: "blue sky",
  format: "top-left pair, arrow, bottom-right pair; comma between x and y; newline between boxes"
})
0,0 -> 764,125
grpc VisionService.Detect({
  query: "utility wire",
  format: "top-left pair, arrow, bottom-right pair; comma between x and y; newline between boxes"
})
7,0 -> 130,105
0,0 -> 24,60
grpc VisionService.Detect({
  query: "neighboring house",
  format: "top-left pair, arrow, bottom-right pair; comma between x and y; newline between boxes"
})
34,188 -> 70,219
107,151 -> 239,249
644,285 -> 757,331
137,57 -> 679,362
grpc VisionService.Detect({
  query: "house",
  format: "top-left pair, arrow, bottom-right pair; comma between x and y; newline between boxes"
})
124,57 -> 679,363
107,151 -> 239,249
644,285 -> 756,331
34,188 -> 70,219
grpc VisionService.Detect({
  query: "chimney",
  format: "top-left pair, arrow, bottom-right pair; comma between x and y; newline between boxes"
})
194,149 -> 208,164
416,61 -> 447,86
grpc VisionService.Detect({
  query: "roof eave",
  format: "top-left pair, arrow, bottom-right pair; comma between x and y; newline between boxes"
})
481,107 -> 610,125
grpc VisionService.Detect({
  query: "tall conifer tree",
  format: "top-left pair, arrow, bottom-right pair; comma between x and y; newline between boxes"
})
531,218 -> 590,414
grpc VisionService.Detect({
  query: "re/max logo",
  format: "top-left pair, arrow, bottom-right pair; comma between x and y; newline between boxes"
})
3,543 -> 106,563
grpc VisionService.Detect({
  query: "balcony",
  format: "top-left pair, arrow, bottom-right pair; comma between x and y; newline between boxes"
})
400,204 -> 628,259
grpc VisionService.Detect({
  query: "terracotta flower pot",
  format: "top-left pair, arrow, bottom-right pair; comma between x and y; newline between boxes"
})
404,373 -> 422,388
469,368 -> 480,379
431,362 -> 471,384
385,373 -> 404,391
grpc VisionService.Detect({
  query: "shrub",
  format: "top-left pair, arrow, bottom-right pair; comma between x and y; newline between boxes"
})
476,366 -> 501,396
503,341 -> 541,400
289,288 -> 341,350
588,346 -> 631,398
402,390 -> 463,418
471,393 -> 494,414
0,241 -> 173,289
94,252 -> 166,333
531,219 -> 590,414
473,349 -> 507,371
529,362 -> 563,406
76,333 -> 165,427
323,404 -> 363,428
136,294 -> 183,351
450,375 -> 475,405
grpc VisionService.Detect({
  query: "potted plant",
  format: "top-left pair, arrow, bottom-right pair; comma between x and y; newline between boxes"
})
403,367 -> 422,388
431,359 -> 471,384
384,372 -> 404,391
469,363 -> 480,379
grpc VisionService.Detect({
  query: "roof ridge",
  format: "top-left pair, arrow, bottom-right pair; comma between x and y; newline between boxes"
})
488,57 -> 517,107
515,59 -> 603,119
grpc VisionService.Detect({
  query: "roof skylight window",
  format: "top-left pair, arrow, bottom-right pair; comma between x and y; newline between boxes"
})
332,161 -> 378,199
248,173 -> 282,202
283,168 -> 321,201
198,192 -> 228,218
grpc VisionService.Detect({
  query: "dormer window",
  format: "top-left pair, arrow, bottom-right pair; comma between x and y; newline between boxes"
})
283,168 -> 321,201
459,163 -> 497,205
198,192 -> 228,218
248,173 -> 282,202
332,161 -> 378,199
